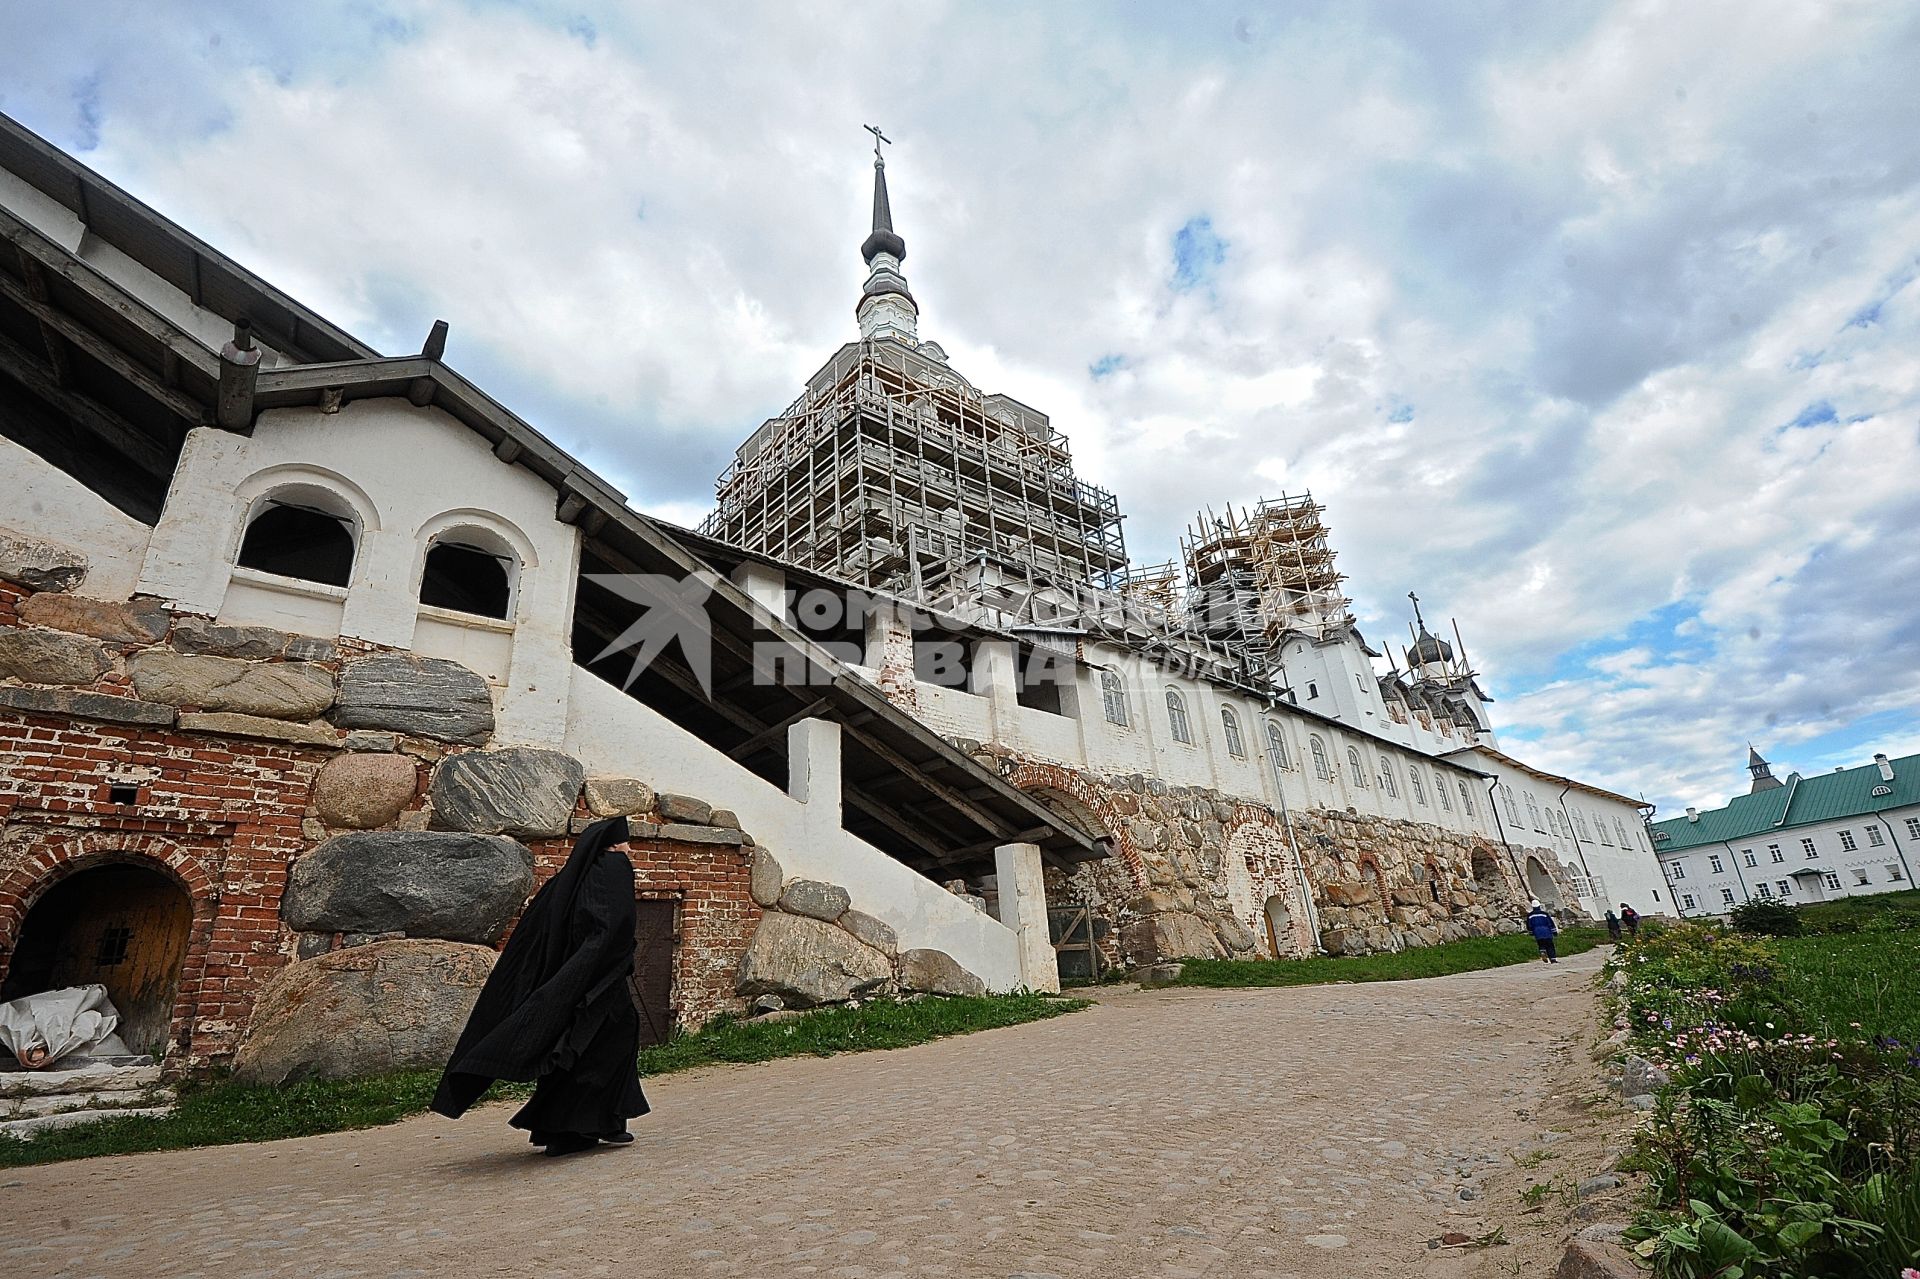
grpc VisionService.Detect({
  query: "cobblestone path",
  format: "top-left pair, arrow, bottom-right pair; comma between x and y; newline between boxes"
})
2,948 -> 1604,1279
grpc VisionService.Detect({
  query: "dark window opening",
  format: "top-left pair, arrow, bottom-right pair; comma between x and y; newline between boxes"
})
1015,647 -> 1069,716
420,541 -> 512,619
914,634 -> 975,689
107,784 -> 139,806
237,502 -> 354,587
96,925 -> 132,966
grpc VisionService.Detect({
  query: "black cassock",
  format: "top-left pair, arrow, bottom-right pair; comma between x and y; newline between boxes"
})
431,816 -> 650,1144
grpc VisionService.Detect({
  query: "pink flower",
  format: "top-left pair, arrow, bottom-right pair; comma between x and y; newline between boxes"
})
1901,1268 -> 1920,1279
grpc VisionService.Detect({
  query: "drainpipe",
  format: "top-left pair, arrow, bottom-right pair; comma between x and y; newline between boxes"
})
1485,777 -> 1525,887
1878,811 -> 1916,890
1721,839 -> 1752,906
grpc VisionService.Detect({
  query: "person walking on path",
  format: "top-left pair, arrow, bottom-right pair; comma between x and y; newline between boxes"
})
1605,909 -> 1622,943
1619,903 -> 1641,940
431,815 -> 650,1156
1526,901 -> 1559,964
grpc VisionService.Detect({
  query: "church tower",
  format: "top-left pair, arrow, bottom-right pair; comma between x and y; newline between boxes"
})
1747,746 -> 1784,793
855,125 -> 919,345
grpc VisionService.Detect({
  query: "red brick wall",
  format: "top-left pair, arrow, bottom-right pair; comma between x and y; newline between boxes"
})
0,708 -> 320,1073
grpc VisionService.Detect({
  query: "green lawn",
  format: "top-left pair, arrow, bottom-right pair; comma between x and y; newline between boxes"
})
1172,926 -> 1609,988
0,991 -> 1085,1169
1770,930 -> 1920,1043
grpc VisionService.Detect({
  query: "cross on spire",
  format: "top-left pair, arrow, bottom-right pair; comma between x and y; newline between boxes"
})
1408,591 -> 1427,632
863,123 -> 892,161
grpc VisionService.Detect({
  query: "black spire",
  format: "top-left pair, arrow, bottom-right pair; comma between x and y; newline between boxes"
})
1748,745 -> 1783,793
861,155 -> 906,264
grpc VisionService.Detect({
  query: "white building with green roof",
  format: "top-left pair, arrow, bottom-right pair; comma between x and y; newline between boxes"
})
1650,748 -> 1920,914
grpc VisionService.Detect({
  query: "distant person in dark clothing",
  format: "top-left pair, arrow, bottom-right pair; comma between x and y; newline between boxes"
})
1527,902 -> 1559,963
1605,910 -> 1622,943
431,816 -> 649,1156
1619,903 -> 1641,939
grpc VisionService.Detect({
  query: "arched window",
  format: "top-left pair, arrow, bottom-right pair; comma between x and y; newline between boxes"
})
1437,775 -> 1452,811
1409,768 -> 1428,805
1598,815 -> 1613,846
1379,756 -> 1397,797
1264,720 -> 1291,770
1502,784 -> 1520,824
1309,735 -> 1331,781
1459,779 -> 1475,816
1346,746 -> 1367,788
420,535 -> 514,619
1526,792 -> 1544,831
1614,816 -> 1632,848
1099,671 -> 1128,727
1166,690 -> 1193,744
1221,706 -> 1245,758
1548,810 -> 1561,836
237,495 -> 356,587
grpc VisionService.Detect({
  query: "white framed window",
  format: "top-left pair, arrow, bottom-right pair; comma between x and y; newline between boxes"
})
1682,893 -> 1697,910
1777,879 -> 1791,896
1307,681 -> 1320,700
1892,864 -> 1909,883
1346,745 -> 1366,787
1867,825 -> 1885,847
1836,831 -> 1854,853
1221,706 -> 1246,758
1504,786 -> 1520,824
1742,850 -> 1757,868
1670,860 -> 1687,880
1310,735 -> 1332,781
1708,854 -> 1723,873
1823,872 -> 1841,890
1410,769 -> 1428,806
1613,816 -> 1631,847
1768,844 -> 1784,863
1855,868 -> 1872,886
1526,793 -> 1543,830
1598,818 -> 1613,846
1166,690 -> 1193,745
1907,817 -> 1920,841
1720,887 -> 1736,906
1459,780 -> 1474,816
1437,777 -> 1452,811
1264,720 -> 1291,770
1756,882 -> 1773,899
1380,758 -> 1398,797
1099,671 -> 1128,727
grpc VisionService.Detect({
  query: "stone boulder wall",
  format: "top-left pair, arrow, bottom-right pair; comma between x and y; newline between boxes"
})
129,650 -> 335,719
0,528 -> 89,592
735,912 -> 893,1007
232,940 -> 495,1084
428,747 -> 585,839
898,948 -> 987,997
312,752 -> 419,830
282,831 -> 535,944
334,654 -> 494,744
583,777 -> 656,818
17,594 -> 169,645
1120,911 -> 1224,966
0,628 -> 112,686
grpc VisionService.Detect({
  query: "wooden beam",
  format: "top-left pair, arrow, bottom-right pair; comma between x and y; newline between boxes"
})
0,271 -> 205,422
0,328 -> 172,476
19,261 -> 69,388
725,697 -> 832,760
836,716 -> 1015,839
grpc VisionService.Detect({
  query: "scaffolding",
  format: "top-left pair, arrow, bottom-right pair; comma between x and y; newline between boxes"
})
703,339 -> 1128,598
1179,493 -> 1352,659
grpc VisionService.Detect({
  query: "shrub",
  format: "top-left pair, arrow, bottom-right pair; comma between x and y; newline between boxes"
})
1728,897 -> 1801,937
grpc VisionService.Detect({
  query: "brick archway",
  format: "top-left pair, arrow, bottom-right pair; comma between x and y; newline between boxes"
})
1003,760 -> 1146,889
0,833 -> 220,1062
1224,816 -> 1311,957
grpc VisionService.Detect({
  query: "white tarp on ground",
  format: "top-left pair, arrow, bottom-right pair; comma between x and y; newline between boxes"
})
0,985 -> 131,1068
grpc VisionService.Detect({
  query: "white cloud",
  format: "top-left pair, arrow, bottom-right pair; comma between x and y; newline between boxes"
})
7,0 -> 1919,812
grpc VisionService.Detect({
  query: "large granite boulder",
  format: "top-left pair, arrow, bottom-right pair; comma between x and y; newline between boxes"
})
313,753 -> 419,829
17,594 -> 169,645
583,777 -> 655,818
0,529 -> 87,592
838,909 -> 899,959
0,629 -> 111,685
778,878 -> 851,922
129,651 -> 334,719
735,912 -> 892,1008
334,654 -> 494,744
898,949 -> 987,997
231,940 -> 495,1084
281,831 -> 534,943
428,748 -> 585,838
748,846 -> 784,908
170,616 -> 337,662
1119,911 -> 1223,965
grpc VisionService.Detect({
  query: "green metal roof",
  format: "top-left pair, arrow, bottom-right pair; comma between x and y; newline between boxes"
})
1652,751 -> 1920,854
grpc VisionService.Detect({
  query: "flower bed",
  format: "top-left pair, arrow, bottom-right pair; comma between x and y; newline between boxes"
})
1609,921 -> 1920,1276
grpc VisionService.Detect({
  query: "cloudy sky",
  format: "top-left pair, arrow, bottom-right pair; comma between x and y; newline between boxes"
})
6,1 -> 1918,812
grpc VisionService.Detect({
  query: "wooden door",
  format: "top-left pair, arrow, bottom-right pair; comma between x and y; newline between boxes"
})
629,899 -> 678,1048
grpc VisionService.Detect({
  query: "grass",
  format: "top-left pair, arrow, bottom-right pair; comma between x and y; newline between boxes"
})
0,991 -> 1085,1169
1171,926 -> 1609,988
1797,887 -> 1920,932
1769,930 -> 1920,1043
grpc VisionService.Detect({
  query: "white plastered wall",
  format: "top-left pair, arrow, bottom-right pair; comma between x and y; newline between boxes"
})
137,402 -> 580,743
0,435 -> 155,600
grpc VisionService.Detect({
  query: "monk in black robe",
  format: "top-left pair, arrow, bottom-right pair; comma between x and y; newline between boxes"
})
431,815 -> 650,1155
